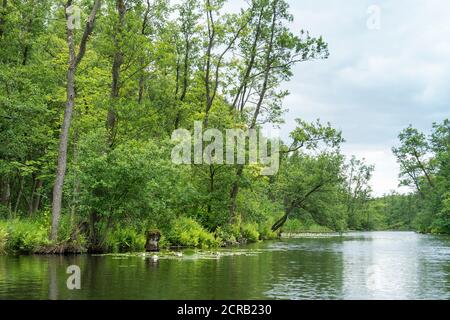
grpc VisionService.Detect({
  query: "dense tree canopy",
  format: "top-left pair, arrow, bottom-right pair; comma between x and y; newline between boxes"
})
0,0 -> 448,253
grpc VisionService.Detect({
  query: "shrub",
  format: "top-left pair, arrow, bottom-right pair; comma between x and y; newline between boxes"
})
56,214 -> 77,242
158,233 -> 170,249
240,223 -> 260,243
168,217 -> 220,248
2,219 -> 50,254
215,224 -> 240,246
106,227 -> 146,253
258,222 -> 278,240
283,219 -> 332,233
283,219 -> 303,233
0,223 -> 8,254
0,205 -> 10,219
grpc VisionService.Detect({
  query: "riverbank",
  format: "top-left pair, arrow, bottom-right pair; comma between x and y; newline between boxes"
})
281,232 -> 341,238
0,217 -> 280,255
0,216 -> 341,255
3,217 -> 444,256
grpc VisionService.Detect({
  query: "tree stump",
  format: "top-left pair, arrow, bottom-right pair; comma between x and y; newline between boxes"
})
145,230 -> 161,252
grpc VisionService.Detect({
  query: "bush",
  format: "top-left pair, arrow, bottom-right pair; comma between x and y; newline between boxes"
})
158,233 -> 170,249
216,223 -> 267,245
0,205 -> 10,219
215,224 -> 240,246
1,219 -> 50,254
106,227 -> 146,253
0,223 -> 7,254
283,219 -> 303,233
240,223 -> 260,243
258,222 -> 278,240
283,219 -> 332,233
56,214 -> 76,242
168,217 -> 220,248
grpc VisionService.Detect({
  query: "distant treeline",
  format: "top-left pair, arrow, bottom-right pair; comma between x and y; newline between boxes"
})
369,121 -> 449,234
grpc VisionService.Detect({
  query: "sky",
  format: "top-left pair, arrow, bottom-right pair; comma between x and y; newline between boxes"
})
258,0 -> 450,196
199,0 -> 449,196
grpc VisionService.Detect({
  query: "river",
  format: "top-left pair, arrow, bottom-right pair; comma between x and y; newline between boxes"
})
0,231 -> 449,300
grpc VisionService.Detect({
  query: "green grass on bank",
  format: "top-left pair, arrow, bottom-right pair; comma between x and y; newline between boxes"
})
0,216 -> 279,255
0,219 -> 50,254
282,219 -> 333,233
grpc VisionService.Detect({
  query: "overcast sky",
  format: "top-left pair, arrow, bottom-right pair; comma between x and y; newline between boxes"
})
261,0 -> 450,196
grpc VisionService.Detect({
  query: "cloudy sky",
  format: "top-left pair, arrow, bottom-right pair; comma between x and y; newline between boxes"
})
264,0 -> 450,196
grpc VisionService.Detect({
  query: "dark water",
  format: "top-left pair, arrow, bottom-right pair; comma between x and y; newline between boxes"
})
0,232 -> 449,300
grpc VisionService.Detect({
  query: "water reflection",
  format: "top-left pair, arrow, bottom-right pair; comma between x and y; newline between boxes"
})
265,239 -> 344,300
342,232 -> 421,299
0,232 -> 448,300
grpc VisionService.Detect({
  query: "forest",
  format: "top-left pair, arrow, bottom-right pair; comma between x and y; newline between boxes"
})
0,0 -> 449,255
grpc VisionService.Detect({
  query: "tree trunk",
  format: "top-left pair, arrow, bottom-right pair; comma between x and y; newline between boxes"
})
0,176 -> 10,207
413,149 -> 434,188
14,174 -> 24,212
228,165 -> 244,223
138,0 -> 152,105
28,175 -> 37,214
229,0 -> 278,222
107,0 -> 126,147
138,73 -> 145,104
174,34 -> 191,129
31,179 -> 43,215
145,230 -> 161,252
51,45 -> 76,241
208,165 -> 215,214
70,129 -> 80,227
88,210 -> 101,251
50,0 -> 101,241
231,7 -> 264,111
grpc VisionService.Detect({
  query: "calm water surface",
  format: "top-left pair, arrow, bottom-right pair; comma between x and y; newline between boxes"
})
0,232 -> 449,300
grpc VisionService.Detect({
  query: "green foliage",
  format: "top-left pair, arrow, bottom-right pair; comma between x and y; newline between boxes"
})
168,217 -> 220,248
0,0 -> 447,258
272,150 -> 348,232
389,120 -> 450,234
105,227 -> 146,253
0,205 -> 10,219
215,224 -> 240,245
283,219 -> 302,233
0,219 -> 50,254
287,119 -> 344,152
283,219 -> 332,233
257,221 -> 279,240
0,224 -> 7,254
216,222 -> 276,244
158,233 -> 171,249
240,223 -> 260,243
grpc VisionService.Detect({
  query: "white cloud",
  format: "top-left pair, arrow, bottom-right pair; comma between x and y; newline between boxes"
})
276,0 -> 450,196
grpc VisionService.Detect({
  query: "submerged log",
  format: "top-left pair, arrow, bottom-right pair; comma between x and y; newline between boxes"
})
145,230 -> 161,252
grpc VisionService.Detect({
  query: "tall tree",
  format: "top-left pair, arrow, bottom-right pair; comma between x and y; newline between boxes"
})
228,0 -> 329,222
50,0 -> 101,241
344,156 -> 374,230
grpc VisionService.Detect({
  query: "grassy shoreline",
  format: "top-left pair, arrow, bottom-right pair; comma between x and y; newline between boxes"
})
0,218 -> 337,255
0,217 -> 278,255
3,217 -> 444,256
